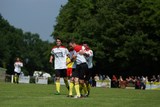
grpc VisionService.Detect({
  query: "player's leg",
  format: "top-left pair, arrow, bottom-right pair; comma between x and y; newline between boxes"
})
73,66 -> 81,98
80,63 -> 88,97
63,69 -> 69,90
14,72 -> 19,84
55,69 -> 61,95
85,68 -> 92,96
74,77 -> 81,98
16,73 -> 20,84
68,68 -> 74,97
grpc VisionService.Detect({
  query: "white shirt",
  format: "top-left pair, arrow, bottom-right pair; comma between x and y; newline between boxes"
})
51,46 -> 69,69
85,49 -> 93,68
14,62 -> 23,73
74,45 -> 87,65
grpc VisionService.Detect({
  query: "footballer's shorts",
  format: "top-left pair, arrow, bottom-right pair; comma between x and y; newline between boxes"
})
87,68 -> 94,80
14,72 -> 20,76
55,69 -> 67,77
66,68 -> 72,77
74,63 -> 88,80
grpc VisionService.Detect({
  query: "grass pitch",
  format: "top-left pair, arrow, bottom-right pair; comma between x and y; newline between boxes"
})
0,82 -> 160,107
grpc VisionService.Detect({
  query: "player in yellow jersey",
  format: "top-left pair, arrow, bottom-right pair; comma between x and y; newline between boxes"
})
67,49 -> 77,97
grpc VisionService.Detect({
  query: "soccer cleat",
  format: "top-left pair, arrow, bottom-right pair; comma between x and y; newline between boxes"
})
74,95 -> 81,99
54,92 -> 60,95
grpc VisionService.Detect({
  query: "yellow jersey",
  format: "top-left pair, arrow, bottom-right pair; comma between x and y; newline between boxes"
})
66,57 -> 74,68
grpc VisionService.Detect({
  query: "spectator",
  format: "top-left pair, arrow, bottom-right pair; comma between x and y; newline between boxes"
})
151,75 -> 157,82
135,76 -> 141,89
118,76 -> 127,89
140,76 -> 146,90
94,74 -> 99,86
111,75 -> 118,88
157,75 -> 160,82
105,75 -> 111,81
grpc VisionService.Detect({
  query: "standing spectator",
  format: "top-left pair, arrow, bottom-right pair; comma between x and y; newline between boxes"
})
94,74 -> 99,86
14,57 -> 23,84
151,75 -> 157,82
157,75 -> 160,82
112,75 -> 118,88
135,76 -> 141,89
140,76 -> 146,90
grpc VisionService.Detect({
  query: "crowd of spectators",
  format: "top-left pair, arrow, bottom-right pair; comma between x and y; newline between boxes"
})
91,74 -> 160,90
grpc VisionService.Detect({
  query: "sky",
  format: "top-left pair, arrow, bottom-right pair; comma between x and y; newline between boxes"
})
0,0 -> 68,42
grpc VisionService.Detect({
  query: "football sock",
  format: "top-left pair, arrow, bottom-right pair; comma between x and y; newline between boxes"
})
75,83 -> 80,97
79,84 -> 83,94
55,81 -> 60,93
14,75 -> 17,83
69,82 -> 74,95
83,83 -> 88,95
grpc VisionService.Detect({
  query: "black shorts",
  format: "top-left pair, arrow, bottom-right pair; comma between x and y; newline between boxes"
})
55,69 -> 67,77
14,72 -> 20,76
85,68 -> 93,81
74,63 -> 88,80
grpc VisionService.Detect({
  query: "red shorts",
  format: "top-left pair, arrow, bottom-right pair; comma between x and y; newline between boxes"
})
67,68 -> 72,77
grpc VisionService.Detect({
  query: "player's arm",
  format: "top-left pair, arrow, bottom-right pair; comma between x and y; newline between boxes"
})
78,46 -> 87,55
19,62 -> 23,67
49,48 -> 55,63
49,55 -> 54,63
86,50 -> 93,57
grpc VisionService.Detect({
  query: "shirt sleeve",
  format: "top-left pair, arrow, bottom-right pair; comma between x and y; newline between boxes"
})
65,48 -> 69,55
51,49 -> 54,55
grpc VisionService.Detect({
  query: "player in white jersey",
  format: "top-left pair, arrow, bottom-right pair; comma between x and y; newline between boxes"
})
69,40 -> 88,98
14,57 -> 23,83
49,38 -> 69,95
83,43 -> 93,96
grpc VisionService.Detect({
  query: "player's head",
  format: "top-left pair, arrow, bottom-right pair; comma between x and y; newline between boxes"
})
16,57 -> 20,62
56,38 -> 62,47
69,40 -> 76,48
83,43 -> 90,50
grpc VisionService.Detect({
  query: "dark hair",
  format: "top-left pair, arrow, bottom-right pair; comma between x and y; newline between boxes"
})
56,38 -> 62,42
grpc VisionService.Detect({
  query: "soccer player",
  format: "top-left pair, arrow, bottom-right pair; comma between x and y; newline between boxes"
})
69,40 -> 88,98
14,57 -> 23,84
49,38 -> 69,95
67,49 -> 77,97
83,43 -> 93,96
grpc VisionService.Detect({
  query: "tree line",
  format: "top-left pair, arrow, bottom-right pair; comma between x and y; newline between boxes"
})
52,0 -> 160,77
0,14 -> 53,76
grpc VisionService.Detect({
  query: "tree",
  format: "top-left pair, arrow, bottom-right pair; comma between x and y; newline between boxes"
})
52,0 -> 160,76
0,15 -> 53,75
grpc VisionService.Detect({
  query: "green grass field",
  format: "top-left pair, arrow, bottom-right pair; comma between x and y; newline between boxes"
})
0,82 -> 160,107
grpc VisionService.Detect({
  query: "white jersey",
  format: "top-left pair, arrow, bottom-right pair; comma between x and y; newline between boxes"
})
51,46 -> 69,69
14,62 -> 23,73
85,49 -> 93,68
74,45 -> 87,65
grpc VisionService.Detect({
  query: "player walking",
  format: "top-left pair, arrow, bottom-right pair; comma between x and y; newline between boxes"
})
49,38 -> 69,95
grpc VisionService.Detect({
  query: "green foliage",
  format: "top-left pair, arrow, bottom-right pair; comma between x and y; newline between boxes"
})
0,15 -> 53,75
52,0 -> 160,75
